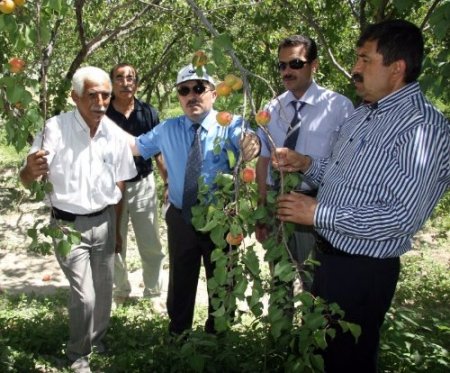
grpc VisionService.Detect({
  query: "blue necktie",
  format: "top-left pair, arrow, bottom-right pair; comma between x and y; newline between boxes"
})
182,123 -> 202,223
283,101 -> 305,149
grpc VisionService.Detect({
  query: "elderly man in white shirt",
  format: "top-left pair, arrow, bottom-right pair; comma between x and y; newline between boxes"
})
20,66 -> 136,373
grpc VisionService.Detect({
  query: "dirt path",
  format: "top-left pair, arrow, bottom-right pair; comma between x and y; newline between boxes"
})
0,177 -> 208,306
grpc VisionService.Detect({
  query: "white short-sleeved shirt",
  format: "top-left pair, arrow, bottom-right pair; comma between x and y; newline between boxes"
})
258,81 -> 354,189
29,109 -> 137,214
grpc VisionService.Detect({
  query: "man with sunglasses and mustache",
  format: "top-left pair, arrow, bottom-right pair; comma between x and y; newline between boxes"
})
274,20 -> 450,372
106,63 -> 167,311
123,64 -> 260,335
255,35 -> 353,289
20,66 -> 137,373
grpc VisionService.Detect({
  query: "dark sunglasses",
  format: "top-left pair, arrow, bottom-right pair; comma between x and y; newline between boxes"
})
177,84 -> 208,96
278,59 -> 309,71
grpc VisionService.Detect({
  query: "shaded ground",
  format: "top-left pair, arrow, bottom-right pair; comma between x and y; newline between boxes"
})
0,166 -> 209,308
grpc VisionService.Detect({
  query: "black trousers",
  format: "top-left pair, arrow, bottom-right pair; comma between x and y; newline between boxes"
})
165,204 -> 216,334
312,244 -> 400,373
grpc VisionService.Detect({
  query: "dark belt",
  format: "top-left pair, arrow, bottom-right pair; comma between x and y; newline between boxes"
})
127,171 -> 151,183
51,206 -> 109,222
295,189 -> 318,197
268,184 -> 318,197
315,234 -> 353,257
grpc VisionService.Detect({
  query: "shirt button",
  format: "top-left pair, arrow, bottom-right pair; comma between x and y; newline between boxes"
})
335,161 -> 339,165
321,182 -> 324,186
349,138 -> 353,142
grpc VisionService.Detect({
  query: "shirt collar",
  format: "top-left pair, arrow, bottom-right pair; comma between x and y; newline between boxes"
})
184,109 -> 216,131
74,108 -> 105,136
370,82 -> 420,113
282,80 -> 319,109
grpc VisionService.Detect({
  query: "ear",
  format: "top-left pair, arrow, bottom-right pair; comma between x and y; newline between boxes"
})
71,90 -> 79,104
310,59 -> 319,73
392,60 -> 406,78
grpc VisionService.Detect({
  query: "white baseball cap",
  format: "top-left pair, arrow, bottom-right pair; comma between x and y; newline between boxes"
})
176,64 -> 215,86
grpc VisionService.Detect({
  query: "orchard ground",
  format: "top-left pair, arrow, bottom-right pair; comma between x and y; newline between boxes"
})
0,166 -> 210,310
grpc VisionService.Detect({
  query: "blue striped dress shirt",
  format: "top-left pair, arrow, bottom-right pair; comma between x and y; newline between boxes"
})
306,82 -> 450,258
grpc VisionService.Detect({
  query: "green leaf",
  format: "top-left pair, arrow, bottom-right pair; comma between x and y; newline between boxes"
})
232,277 -> 248,299
313,329 -> 328,350
227,149 -> 236,168
213,266 -> 227,285
56,240 -> 71,257
207,277 -> 219,291
192,35 -> 204,50
242,248 -> 260,276
27,228 -> 38,240
210,225 -> 227,248
68,231 -> 81,245
43,181 -> 53,193
211,305 -> 225,317
213,33 -> 233,50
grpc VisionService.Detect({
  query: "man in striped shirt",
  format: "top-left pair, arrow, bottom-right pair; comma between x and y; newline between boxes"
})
275,20 -> 449,373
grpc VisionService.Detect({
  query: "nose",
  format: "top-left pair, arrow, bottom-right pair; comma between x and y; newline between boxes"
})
92,92 -> 110,107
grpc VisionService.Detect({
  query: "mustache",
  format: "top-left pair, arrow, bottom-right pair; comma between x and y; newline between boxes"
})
352,73 -> 363,83
282,74 -> 295,80
120,88 -> 133,92
187,99 -> 200,106
92,107 -> 107,113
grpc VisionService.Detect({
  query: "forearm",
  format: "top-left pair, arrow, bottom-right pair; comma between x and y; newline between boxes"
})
155,154 -> 168,184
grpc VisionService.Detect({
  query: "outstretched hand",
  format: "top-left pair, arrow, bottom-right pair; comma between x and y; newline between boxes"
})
241,132 -> 260,161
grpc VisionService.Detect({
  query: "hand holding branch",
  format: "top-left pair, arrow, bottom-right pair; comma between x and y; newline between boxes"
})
277,191 -> 317,226
20,150 -> 49,187
272,148 -> 311,173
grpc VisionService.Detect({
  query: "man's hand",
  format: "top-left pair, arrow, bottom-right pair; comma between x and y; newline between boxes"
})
272,148 -> 311,173
20,150 -> 49,187
277,191 -> 317,225
241,132 -> 260,161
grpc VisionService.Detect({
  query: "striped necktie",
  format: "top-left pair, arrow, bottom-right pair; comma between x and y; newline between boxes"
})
182,123 -> 202,223
283,101 -> 306,149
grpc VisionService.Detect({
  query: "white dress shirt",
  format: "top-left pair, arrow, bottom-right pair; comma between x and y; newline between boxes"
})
258,81 -> 354,190
30,109 -> 137,214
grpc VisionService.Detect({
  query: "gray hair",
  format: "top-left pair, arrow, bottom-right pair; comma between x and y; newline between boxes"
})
71,66 -> 111,96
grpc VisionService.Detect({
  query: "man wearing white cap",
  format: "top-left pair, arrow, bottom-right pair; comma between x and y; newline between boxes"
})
125,64 -> 260,335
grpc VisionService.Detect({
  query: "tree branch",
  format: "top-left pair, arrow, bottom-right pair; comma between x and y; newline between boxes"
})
301,3 -> 352,79
420,0 -> 442,30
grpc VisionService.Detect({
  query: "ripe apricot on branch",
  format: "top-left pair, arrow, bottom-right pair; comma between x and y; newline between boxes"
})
216,82 -> 232,97
216,111 -> 233,127
255,110 -> 271,126
226,232 -> 244,246
241,167 -> 256,183
8,57 -> 25,73
0,0 -> 16,14
224,74 -> 238,86
192,50 -> 208,68
231,78 -> 243,91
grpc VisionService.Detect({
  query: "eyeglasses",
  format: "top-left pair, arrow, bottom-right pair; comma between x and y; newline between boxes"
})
114,76 -> 136,84
278,59 -> 309,71
177,84 -> 208,97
